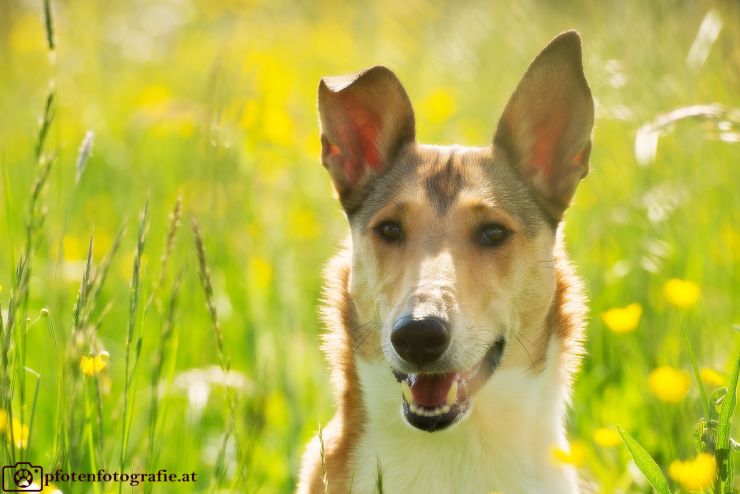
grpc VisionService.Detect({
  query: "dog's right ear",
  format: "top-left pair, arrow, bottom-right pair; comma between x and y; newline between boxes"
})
318,66 -> 415,210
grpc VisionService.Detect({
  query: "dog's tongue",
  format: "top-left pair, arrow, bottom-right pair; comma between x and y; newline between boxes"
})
409,373 -> 458,408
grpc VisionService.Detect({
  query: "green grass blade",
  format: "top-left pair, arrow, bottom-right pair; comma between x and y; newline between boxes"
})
683,325 -> 711,418
375,457 -> 383,494
43,0 -> 55,51
716,350 -> 739,494
318,422 -> 328,494
617,426 -> 671,494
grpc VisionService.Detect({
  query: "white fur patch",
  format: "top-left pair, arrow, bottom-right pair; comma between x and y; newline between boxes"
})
349,337 -> 579,494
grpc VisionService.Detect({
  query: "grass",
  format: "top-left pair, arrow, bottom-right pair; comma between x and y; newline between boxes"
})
0,0 -> 738,492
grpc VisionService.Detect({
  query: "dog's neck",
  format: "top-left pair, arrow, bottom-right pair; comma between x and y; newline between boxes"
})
319,242 -> 585,493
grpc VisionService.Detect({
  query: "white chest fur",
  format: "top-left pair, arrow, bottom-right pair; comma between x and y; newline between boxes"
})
349,339 -> 579,494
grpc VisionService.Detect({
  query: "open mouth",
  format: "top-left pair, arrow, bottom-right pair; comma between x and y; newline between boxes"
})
393,338 -> 506,432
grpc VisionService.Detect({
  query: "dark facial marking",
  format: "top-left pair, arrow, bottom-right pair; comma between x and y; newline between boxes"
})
349,149 -> 417,233
424,151 -> 463,215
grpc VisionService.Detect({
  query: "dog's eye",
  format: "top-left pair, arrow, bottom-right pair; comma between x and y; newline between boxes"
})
374,221 -> 403,243
476,224 -> 511,247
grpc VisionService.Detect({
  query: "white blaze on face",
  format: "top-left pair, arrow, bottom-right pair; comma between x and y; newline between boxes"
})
409,249 -> 457,321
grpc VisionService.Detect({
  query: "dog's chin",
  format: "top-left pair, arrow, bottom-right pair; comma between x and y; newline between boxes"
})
392,338 -> 506,433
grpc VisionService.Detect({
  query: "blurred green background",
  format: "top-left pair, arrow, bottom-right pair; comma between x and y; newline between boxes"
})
0,0 -> 738,492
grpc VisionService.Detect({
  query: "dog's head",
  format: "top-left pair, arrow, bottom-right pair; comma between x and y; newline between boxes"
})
318,31 -> 593,432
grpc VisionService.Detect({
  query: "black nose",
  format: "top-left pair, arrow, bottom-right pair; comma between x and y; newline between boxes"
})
391,316 -> 450,366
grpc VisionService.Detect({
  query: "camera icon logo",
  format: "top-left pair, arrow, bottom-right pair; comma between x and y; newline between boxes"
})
1,462 -> 43,492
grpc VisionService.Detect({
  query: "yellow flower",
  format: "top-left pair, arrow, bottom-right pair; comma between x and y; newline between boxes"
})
550,440 -> 587,467
249,257 -> 273,291
137,84 -> 172,115
420,88 -> 457,124
8,418 -> 29,449
601,303 -> 642,333
700,367 -> 726,387
63,234 -> 87,261
593,428 -> 622,447
80,351 -> 110,377
42,484 -> 63,494
9,14 -> 46,54
664,278 -> 700,308
648,366 -> 690,403
669,453 -> 716,491
0,411 -> 29,448
289,209 -> 319,240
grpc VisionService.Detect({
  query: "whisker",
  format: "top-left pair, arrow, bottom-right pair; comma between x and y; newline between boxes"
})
514,334 -> 536,370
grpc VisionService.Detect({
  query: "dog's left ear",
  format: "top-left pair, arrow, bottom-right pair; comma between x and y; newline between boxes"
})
494,30 -> 594,221
319,66 -> 415,210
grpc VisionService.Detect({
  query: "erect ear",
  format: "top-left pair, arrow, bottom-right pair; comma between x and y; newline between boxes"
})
318,66 -> 415,210
494,30 -> 594,221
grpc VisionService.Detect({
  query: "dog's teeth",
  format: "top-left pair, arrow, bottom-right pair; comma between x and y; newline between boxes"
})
446,381 -> 458,405
441,405 -> 450,414
401,381 -> 413,403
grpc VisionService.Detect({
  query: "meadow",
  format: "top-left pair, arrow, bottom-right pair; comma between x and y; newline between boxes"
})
0,0 -> 738,492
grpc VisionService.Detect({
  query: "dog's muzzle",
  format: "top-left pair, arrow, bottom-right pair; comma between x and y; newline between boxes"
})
392,337 -> 506,432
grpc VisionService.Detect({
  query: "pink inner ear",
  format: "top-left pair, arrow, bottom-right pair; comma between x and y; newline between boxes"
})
528,107 -> 570,180
330,105 -> 382,185
355,117 -> 381,171
530,126 -> 558,177
347,105 -> 381,170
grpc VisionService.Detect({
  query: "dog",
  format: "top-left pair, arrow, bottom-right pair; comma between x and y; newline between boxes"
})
298,30 -> 594,494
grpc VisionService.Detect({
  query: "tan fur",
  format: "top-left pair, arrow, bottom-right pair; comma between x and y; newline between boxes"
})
298,248 -> 362,493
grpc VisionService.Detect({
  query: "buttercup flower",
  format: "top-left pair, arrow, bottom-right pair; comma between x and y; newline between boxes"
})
593,428 -> 622,447
8,417 -> 29,449
668,452 -> 716,491
550,441 -> 587,467
420,88 -> 457,124
601,303 -> 642,333
700,367 -> 726,387
664,278 -> 700,308
80,351 -> 110,377
648,366 -> 690,402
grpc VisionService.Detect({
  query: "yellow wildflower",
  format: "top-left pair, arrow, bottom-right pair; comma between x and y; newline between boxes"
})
593,428 -> 622,448
80,351 -> 110,377
648,366 -> 690,403
0,409 -> 7,432
664,278 -> 700,308
9,14 -> 45,54
601,303 -> 642,333
8,417 -> 29,449
63,234 -> 87,261
249,256 -> 273,291
668,453 -> 716,491
420,88 -> 457,124
137,84 -> 171,115
700,367 -> 726,387
289,209 -> 319,240
550,440 -> 587,467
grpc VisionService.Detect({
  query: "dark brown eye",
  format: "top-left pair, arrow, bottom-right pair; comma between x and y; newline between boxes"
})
477,224 -> 510,247
374,221 -> 403,243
